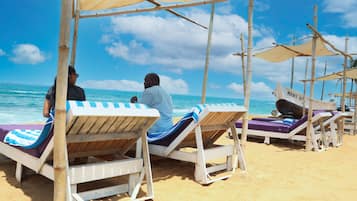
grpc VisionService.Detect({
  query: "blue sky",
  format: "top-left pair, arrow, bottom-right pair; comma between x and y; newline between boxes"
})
0,0 -> 356,101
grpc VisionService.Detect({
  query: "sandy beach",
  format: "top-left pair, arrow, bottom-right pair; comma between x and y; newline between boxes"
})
1,133 -> 357,201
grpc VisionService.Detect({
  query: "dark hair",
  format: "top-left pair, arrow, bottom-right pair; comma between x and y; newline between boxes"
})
144,73 -> 160,89
68,65 -> 78,76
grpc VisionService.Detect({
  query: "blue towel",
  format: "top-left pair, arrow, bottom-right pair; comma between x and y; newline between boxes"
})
147,104 -> 204,142
4,113 -> 54,149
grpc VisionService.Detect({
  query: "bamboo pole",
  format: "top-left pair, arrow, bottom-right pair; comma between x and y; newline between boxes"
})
54,0 -> 72,200
305,5 -> 318,151
241,0 -> 254,147
80,0 -> 225,19
306,24 -> 353,60
147,0 -> 207,29
290,35 -> 296,89
240,33 -> 246,96
341,37 -> 349,112
320,60 -> 327,100
201,3 -> 215,104
302,59 -> 309,117
70,1 -> 80,67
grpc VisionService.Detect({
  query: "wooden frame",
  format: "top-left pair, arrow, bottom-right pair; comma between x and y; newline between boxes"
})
236,112 -> 332,151
0,101 -> 160,201
315,112 -> 351,147
149,105 -> 247,184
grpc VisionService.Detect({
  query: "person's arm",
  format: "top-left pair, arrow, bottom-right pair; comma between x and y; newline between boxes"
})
43,98 -> 51,118
140,90 -> 153,106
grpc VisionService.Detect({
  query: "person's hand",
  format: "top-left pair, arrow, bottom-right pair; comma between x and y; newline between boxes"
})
130,96 -> 138,103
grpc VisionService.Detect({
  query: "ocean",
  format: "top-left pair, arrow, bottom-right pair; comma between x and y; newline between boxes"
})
0,83 -> 276,124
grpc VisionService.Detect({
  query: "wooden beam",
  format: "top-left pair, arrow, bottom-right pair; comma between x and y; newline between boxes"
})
79,0 -> 226,19
201,3 -> 215,104
66,132 -> 140,143
306,23 -> 353,60
146,0 -> 207,29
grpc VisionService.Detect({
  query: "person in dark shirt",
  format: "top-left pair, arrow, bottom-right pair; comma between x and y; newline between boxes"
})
42,65 -> 86,117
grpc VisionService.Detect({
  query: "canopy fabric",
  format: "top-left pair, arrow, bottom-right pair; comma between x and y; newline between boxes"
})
79,0 -> 192,11
254,38 -> 336,63
317,68 -> 357,80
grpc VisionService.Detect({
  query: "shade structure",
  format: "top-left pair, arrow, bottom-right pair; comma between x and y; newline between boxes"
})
254,38 -> 335,62
79,0 -> 193,11
54,0 -> 226,200
317,68 -> 357,80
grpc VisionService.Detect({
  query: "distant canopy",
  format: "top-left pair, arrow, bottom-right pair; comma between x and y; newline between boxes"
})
317,68 -> 357,81
254,38 -> 336,63
79,0 -> 193,11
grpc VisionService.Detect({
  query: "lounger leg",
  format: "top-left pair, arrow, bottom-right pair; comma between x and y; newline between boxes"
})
230,124 -> 247,171
264,136 -> 270,144
15,162 -> 23,183
330,122 -> 338,147
337,120 -> 344,146
226,156 -> 232,171
141,132 -> 154,199
129,139 -> 142,195
194,126 -> 209,184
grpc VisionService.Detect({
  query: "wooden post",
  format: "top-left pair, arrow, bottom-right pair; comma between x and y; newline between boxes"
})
70,1 -> 80,67
320,60 -> 327,100
341,37 -> 349,112
302,59 -> 309,117
240,33 -> 246,96
241,0 -> 254,146
201,3 -> 215,104
54,0 -> 72,200
305,5 -> 318,151
290,35 -> 296,89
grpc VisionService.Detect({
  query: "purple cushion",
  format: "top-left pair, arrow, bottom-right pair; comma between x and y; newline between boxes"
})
0,124 -> 52,158
236,120 -> 291,133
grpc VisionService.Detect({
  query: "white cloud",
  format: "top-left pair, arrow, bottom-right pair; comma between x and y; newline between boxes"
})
81,75 -> 189,95
81,79 -> 143,92
103,11 -> 254,73
227,81 -> 274,99
160,75 -> 189,95
10,44 -> 46,64
323,0 -> 357,28
0,49 -> 5,56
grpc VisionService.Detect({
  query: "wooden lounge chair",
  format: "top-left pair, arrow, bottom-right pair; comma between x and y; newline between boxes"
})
236,111 -> 332,151
0,100 -> 160,201
318,111 -> 351,147
148,104 -> 247,185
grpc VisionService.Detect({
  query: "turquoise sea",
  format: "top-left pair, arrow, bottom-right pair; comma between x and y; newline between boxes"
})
0,83 -> 275,124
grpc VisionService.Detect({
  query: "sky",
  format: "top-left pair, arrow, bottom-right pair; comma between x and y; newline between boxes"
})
0,0 -> 357,101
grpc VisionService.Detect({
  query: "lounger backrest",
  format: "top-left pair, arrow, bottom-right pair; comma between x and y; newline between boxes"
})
65,101 -> 159,157
289,110 -> 330,132
179,104 -> 246,148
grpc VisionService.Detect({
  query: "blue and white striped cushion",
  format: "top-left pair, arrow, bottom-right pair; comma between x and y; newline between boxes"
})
66,101 -> 159,118
4,113 -> 54,149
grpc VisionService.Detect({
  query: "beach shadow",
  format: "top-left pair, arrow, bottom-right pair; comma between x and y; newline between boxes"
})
0,157 -> 155,201
245,136 -> 306,151
0,159 -> 53,201
150,156 -> 195,182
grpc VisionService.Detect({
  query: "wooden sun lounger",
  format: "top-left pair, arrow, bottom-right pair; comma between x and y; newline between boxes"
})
149,104 -> 247,185
236,112 -> 332,151
0,101 -> 160,201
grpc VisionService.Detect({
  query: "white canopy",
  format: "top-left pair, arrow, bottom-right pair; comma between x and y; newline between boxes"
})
254,38 -> 336,62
